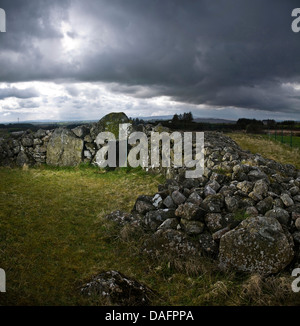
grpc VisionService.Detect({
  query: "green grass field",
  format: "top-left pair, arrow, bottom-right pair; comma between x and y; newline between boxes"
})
0,163 -> 299,305
264,134 -> 300,149
228,133 -> 300,169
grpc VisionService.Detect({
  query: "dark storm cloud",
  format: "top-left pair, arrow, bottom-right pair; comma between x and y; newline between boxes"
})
0,86 -> 39,100
1,0 -> 300,115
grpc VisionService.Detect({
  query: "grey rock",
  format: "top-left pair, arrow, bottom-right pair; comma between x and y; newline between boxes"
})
265,207 -> 290,226
181,219 -> 205,236
205,213 -> 224,233
237,181 -> 253,194
163,195 -> 175,208
81,270 -> 154,306
16,151 -> 29,167
142,229 -> 201,258
21,137 -> 33,147
71,125 -> 90,138
290,186 -> 299,196
157,218 -> 179,231
175,202 -> 205,221
248,169 -> 269,182
218,216 -> 294,275
171,190 -> 186,206
204,185 -> 216,197
225,196 -> 239,212
256,196 -> 273,215
245,206 -> 259,217
46,128 -> 84,166
202,194 -> 224,213
253,179 -> 269,197
187,191 -> 203,206
280,194 -> 294,207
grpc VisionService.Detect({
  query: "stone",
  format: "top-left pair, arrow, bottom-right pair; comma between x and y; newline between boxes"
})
71,125 -> 90,138
81,270 -> 154,306
253,179 -> 269,197
256,197 -> 273,215
142,229 -> 201,258
295,218 -> 300,231
280,194 -> 294,207
204,185 -> 216,197
163,195 -> 175,208
157,218 -> 179,231
104,210 -> 140,227
90,112 -> 130,139
218,216 -> 294,275
212,226 -> 231,241
237,181 -> 253,194
133,195 -> 154,215
265,207 -> 290,226
248,169 -> 269,182
187,191 -> 203,206
21,137 -> 34,147
180,219 -> 205,236
16,151 -> 29,167
245,206 -> 259,217
202,194 -> 224,213
225,196 -> 239,212
205,213 -> 224,233
175,202 -> 205,221
171,190 -> 186,206
144,209 -> 175,231
207,180 -> 221,192
46,128 -> 84,166
33,129 -> 46,138
290,186 -> 299,196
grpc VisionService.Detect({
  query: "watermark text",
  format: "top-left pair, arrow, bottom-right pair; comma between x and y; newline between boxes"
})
0,268 -> 6,293
0,8 -> 6,33
95,124 -> 204,179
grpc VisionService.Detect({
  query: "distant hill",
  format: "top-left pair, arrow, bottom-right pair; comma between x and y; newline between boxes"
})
138,116 -> 236,124
193,118 -> 236,124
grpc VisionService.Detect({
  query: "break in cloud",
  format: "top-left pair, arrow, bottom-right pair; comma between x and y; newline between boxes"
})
0,0 -> 300,122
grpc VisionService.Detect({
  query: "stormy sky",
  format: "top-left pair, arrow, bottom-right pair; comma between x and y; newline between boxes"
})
0,0 -> 300,122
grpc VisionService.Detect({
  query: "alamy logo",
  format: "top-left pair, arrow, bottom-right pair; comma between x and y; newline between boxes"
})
0,8 -> 6,33
292,8 -> 300,33
0,268 -> 6,292
95,124 -> 204,179
291,268 -> 300,293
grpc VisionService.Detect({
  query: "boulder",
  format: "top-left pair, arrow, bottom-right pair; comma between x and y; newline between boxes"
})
90,112 -> 130,139
218,216 -> 294,275
81,270 -> 154,306
46,128 -> 84,166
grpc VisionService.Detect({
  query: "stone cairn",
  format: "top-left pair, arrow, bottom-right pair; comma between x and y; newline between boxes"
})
1,113 -> 300,276
105,132 -> 300,275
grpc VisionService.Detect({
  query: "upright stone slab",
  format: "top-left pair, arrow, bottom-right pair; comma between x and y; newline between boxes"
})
90,112 -> 130,139
46,128 -> 84,166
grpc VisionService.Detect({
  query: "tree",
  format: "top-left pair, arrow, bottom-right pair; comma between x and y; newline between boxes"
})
172,114 -> 179,122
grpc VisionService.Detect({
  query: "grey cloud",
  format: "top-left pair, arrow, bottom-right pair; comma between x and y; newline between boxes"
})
0,0 -> 300,117
0,86 -> 39,100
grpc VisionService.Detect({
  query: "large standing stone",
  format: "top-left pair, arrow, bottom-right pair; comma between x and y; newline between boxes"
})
90,112 -> 130,139
46,128 -> 84,166
218,216 -> 294,275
